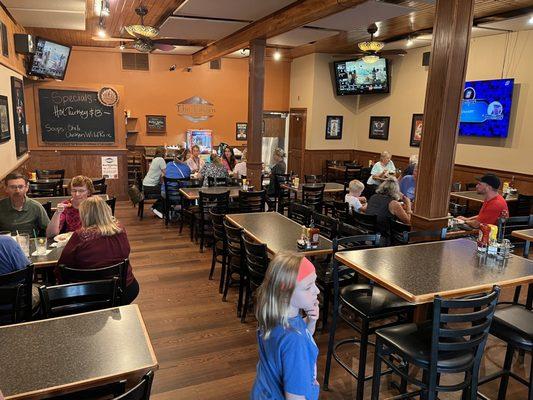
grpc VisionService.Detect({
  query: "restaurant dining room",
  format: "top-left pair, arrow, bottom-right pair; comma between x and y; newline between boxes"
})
1,0 -> 533,399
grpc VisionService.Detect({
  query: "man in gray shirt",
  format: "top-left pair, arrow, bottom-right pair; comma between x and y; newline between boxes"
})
0,172 -> 50,235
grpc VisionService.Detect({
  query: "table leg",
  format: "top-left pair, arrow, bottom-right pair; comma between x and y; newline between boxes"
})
413,303 -> 430,323
524,240 -> 530,258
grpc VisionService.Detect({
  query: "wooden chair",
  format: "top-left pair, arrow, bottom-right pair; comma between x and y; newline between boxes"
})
330,200 -> 349,222
304,174 -> 324,183
0,265 -> 34,325
512,194 -> 533,216
36,169 -> 65,180
311,211 -> 338,240
198,191 -> 229,252
351,211 -> 378,234
241,235 -> 269,323
42,201 -> 53,219
39,278 -> 119,318
91,177 -> 107,194
238,189 -> 266,213
343,165 -> 362,193
302,184 -> 325,213
222,220 -> 246,318
274,173 -> 292,214
207,176 -> 228,187
105,197 -> 116,216
163,177 -> 188,226
324,160 -> 339,182
114,370 -> 154,400
28,181 -> 61,197
400,228 -> 447,244
288,203 -> 311,226
209,210 -> 227,294
389,218 -> 411,245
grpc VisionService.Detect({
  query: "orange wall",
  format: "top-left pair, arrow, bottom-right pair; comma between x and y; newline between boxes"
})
26,48 -> 290,149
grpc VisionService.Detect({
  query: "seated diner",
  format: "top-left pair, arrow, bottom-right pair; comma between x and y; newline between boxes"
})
367,151 -> 396,187
200,152 -> 229,186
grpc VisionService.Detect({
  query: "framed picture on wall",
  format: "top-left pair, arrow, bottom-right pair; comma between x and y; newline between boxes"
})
1,23 -> 7,57
410,113 -> 424,147
368,116 -> 390,140
146,115 -> 166,133
11,77 -> 28,156
325,115 -> 343,140
0,95 -> 10,143
236,122 -> 247,141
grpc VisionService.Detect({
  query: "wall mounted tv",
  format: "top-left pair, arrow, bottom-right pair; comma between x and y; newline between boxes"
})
458,78 -> 514,138
333,58 -> 390,95
28,37 -> 71,80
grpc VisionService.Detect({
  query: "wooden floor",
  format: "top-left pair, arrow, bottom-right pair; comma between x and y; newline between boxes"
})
116,202 -> 531,399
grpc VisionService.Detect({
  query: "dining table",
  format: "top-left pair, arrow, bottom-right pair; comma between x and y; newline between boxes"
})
511,228 -> 533,258
450,190 -> 518,203
179,186 -> 242,201
28,237 -> 64,268
0,305 -> 158,400
335,238 -> 533,321
33,194 -> 109,210
225,212 -> 333,256
281,182 -> 345,195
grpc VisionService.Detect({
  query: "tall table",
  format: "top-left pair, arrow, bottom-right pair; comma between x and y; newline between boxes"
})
225,212 -> 333,256
336,238 -> 533,321
512,228 -> 533,258
179,186 -> 241,201
450,191 -> 518,203
0,305 -> 158,399
29,238 -> 63,268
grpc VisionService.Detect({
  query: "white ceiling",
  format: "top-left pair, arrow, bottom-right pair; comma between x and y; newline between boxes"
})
4,0 -> 86,30
268,27 -> 339,47
173,0 -> 297,21
159,16 -> 248,41
478,14 -> 533,32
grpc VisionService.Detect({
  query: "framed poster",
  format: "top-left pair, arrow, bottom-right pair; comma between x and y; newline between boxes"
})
0,95 -> 10,142
369,116 -> 390,140
146,115 -> 166,133
325,115 -> 343,140
236,122 -> 247,141
11,77 -> 28,156
1,23 -> 7,57
410,114 -> 424,147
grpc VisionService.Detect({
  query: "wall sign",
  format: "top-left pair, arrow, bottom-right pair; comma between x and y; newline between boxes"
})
0,95 -> 10,142
38,88 -> 115,143
101,156 -> 118,179
146,115 -> 166,133
176,96 -> 215,123
325,115 -> 343,140
236,122 -> 247,141
410,113 -> 423,147
369,116 -> 390,140
98,87 -> 119,107
11,77 -> 28,156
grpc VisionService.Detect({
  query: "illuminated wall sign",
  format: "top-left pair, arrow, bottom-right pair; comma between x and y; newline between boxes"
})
176,96 -> 215,123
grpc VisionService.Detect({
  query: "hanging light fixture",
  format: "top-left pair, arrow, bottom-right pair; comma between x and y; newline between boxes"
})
97,17 -> 107,38
125,6 -> 159,39
357,23 -> 384,53
133,39 -> 153,53
361,55 -> 380,64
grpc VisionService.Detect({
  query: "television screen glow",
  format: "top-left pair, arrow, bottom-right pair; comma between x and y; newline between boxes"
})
458,78 -> 514,138
29,38 -> 71,80
333,58 -> 390,95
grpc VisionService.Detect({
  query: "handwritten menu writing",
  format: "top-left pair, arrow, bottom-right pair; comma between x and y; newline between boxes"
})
39,89 -> 115,143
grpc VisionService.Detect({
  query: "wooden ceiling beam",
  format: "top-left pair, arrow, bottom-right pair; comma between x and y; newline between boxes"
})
191,0 -> 369,65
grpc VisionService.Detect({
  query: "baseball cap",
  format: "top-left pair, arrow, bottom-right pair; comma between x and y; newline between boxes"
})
475,173 -> 500,190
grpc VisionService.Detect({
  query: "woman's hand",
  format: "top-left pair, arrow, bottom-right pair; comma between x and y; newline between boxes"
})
56,203 -> 67,214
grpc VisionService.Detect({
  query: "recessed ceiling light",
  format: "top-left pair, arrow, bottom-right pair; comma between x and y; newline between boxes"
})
273,50 -> 281,61
406,38 -> 414,47
528,15 -> 533,25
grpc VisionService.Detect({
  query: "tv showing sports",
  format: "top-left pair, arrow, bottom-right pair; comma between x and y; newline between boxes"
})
459,78 -> 514,138
333,58 -> 390,95
29,38 -> 71,80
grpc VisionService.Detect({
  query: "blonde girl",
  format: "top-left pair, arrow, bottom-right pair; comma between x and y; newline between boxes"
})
251,252 -> 320,400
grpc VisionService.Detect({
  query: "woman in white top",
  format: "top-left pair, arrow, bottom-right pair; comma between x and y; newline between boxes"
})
345,179 -> 367,213
142,146 -> 166,194
233,149 -> 247,179
367,151 -> 396,186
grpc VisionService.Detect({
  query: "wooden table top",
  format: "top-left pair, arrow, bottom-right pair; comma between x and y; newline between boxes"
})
512,228 -> 533,242
327,165 -> 362,173
450,191 -> 518,203
0,305 -> 158,400
31,178 -> 102,189
336,238 -> 533,303
225,212 -> 333,256
281,182 -> 344,193
29,237 -> 63,268
33,194 -> 109,209
179,186 -> 241,200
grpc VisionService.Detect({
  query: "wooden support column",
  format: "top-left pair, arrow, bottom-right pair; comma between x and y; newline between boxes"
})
246,38 -> 266,191
412,0 -> 475,231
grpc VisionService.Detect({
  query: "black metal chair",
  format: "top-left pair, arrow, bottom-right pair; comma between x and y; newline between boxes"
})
114,370 -> 154,400
330,200 -> 350,222
209,210 -> 227,294
36,169 -> 65,180
92,177 -> 107,195
449,201 -> 467,217
351,211 -> 378,234
58,259 -> 128,305
389,218 -> 411,245
28,181 -> 61,197
398,227 -> 448,245
222,220 -> 246,318
274,173 -> 292,214
39,278 -> 119,318
198,191 -> 230,252
371,287 -> 500,400
241,235 -> 269,323
288,203 -> 311,226
311,211 -> 338,240
42,201 -> 53,219
163,176 -> 188,226
323,235 -> 413,400
105,197 -> 116,216
324,160 -> 339,182
302,184 -> 325,213
304,174 -> 324,183
0,264 -> 34,325
465,182 -> 477,191
238,189 -> 266,213
343,165 -> 362,194
207,176 -> 228,187
48,380 -> 127,400
497,215 -> 533,242
512,194 -> 533,216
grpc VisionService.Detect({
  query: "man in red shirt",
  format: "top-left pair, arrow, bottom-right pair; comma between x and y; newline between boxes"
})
457,173 -> 509,228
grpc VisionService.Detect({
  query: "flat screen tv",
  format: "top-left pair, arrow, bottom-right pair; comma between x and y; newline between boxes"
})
458,78 -> 514,138
29,37 -> 71,80
333,58 -> 390,95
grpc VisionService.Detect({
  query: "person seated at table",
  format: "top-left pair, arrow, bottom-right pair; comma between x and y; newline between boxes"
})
57,196 -> 139,304
200,152 -> 229,187
267,148 -> 287,196
233,148 -> 247,179
186,145 -> 205,176
46,175 -> 94,238
367,151 -> 396,187
142,146 -> 166,196
399,163 -> 417,202
0,172 -> 50,235
403,154 -> 418,176
221,146 -> 237,173
366,178 -> 412,240
0,235 -> 29,276
345,179 -> 367,213
456,173 -> 509,228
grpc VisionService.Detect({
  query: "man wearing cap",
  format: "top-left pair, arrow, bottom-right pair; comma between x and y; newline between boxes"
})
457,173 -> 509,228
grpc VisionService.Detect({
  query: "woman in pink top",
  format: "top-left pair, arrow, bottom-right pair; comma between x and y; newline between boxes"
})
221,146 -> 236,172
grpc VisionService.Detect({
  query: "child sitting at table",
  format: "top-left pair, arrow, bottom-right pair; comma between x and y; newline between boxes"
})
251,253 -> 320,400
345,179 -> 367,213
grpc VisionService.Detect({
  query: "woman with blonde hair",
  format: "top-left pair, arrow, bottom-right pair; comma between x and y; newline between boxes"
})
57,196 -> 139,304
232,148 -> 247,179
46,175 -> 94,237
251,252 -> 320,400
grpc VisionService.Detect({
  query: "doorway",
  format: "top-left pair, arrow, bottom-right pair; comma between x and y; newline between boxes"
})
288,108 -> 307,177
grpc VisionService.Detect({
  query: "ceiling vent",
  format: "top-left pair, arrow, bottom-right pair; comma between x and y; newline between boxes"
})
209,59 -> 221,70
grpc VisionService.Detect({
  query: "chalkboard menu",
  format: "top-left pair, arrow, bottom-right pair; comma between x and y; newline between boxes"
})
38,88 -> 115,143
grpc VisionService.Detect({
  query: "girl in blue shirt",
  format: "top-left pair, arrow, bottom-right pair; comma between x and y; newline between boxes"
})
251,253 -> 320,400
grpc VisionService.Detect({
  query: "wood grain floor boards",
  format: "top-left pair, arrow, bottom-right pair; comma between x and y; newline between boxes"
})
114,202 -> 530,399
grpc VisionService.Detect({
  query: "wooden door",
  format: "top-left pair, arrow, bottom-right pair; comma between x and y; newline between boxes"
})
288,108 -> 306,177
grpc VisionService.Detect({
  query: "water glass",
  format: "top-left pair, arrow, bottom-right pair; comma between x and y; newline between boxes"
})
16,233 -> 30,257
34,237 -> 47,256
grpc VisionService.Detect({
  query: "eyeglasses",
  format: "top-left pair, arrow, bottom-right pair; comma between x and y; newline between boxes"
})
7,185 -> 26,190
71,188 -> 89,194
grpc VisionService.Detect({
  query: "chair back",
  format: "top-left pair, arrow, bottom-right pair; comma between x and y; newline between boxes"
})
359,167 -> 372,184
36,169 -> 65,180
243,235 -> 269,290
199,191 -> 230,223
274,173 -> 291,196
210,209 -> 226,244
304,174 -> 324,183
39,278 -> 119,318
207,176 -> 228,187
115,370 -> 154,400
351,211 -> 378,234
223,220 -> 244,261
429,287 -> 500,371
389,218 -> 411,245
331,234 -> 381,286
0,264 -> 34,324
311,211 -> 338,240
186,178 -> 203,188
465,183 -> 477,191
497,215 -> 533,242
28,181 -> 61,197
302,184 -> 325,213
163,176 -> 188,205
402,228 -> 447,244
106,197 -> 116,216
93,183 -> 107,195
42,201 -> 53,219
513,194 -> 533,216
91,177 -> 106,186
288,203 -> 311,226
331,200 -> 349,222
449,201 -> 466,217
238,190 -> 266,213
58,259 -> 128,301
337,222 -> 366,238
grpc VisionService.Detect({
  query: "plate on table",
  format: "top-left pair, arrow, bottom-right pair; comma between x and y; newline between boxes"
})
54,232 -> 73,246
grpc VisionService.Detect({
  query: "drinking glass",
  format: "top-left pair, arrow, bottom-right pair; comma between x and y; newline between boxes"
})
34,237 -> 47,256
16,233 -> 30,257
